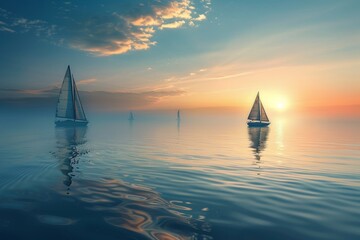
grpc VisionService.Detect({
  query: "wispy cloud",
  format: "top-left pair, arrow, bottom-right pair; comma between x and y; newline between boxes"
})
0,87 -> 186,110
0,8 -> 56,37
193,14 -> 206,21
160,20 -> 186,29
0,86 -> 58,98
77,78 -> 97,85
0,25 -> 14,33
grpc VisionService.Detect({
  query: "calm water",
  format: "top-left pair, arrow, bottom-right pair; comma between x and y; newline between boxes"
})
0,110 -> 359,240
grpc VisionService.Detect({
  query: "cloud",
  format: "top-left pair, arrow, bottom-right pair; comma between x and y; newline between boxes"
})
0,12 -> 15,32
0,87 -> 186,110
0,1 -> 211,56
153,0 -> 193,20
82,89 -> 186,110
0,7 -> 56,37
77,78 -> 97,85
160,20 -> 186,29
0,25 -> 15,33
0,87 -> 58,99
193,14 -> 206,21
130,16 -> 161,27
65,0 -> 211,56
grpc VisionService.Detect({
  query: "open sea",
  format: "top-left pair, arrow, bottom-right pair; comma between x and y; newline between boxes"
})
0,110 -> 359,240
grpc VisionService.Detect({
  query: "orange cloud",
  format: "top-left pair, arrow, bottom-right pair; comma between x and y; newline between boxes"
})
155,0 -> 193,20
66,0 -> 210,56
193,14 -> 206,21
77,78 -> 97,85
130,16 -> 162,27
160,20 -> 185,29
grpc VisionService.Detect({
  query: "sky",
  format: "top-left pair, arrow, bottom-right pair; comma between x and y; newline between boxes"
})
0,0 -> 359,115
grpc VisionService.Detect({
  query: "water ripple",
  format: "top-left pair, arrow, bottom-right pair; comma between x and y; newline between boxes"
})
68,178 -> 210,239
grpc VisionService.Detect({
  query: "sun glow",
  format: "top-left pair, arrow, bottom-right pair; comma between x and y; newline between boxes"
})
263,93 -> 289,112
276,101 -> 287,111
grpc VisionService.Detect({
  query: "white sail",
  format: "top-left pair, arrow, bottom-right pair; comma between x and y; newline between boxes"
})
247,93 -> 261,121
72,76 -> 87,121
56,66 -> 75,120
260,101 -> 269,122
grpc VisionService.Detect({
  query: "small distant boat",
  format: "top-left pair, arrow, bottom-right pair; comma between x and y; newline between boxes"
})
247,92 -> 270,127
55,65 -> 88,126
177,109 -> 180,121
129,111 -> 134,121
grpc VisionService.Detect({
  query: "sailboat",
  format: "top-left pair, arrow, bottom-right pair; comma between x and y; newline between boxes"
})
129,111 -> 134,121
247,92 -> 270,127
55,65 -> 88,126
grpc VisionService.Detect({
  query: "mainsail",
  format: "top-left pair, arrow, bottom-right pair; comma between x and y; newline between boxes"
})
248,93 -> 261,121
260,101 -> 269,122
72,75 -> 87,121
56,66 -> 87,124
56,66 -> 75,120
247,92 -> 269,122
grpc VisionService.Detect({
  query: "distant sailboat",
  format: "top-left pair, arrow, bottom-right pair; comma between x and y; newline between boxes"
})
129,111 -> 134,121
247,92 -> 270,127
177,109 -> 180,121
55,65 -> 88,126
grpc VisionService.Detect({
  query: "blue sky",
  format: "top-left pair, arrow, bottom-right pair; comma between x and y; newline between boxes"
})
0,0 -> 359,111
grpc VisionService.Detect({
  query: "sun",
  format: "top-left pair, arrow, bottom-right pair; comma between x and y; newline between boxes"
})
276,101 -> 287,111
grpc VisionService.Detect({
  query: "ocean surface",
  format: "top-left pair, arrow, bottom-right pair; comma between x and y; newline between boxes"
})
0,110 -> 359,240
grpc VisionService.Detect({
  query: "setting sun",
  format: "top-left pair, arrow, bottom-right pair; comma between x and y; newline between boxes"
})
276,101 -> 287,111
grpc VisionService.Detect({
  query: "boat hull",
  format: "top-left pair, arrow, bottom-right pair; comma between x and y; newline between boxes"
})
247,121 -> 270,127
55,120 -> 88,127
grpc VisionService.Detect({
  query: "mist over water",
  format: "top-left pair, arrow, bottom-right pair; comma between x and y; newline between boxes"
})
0,109 -> 359,239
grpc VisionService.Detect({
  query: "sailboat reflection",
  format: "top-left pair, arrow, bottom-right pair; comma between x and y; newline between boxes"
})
248,127 -> 269,163
52,127 -> 209,239
54,126 -> 88,190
